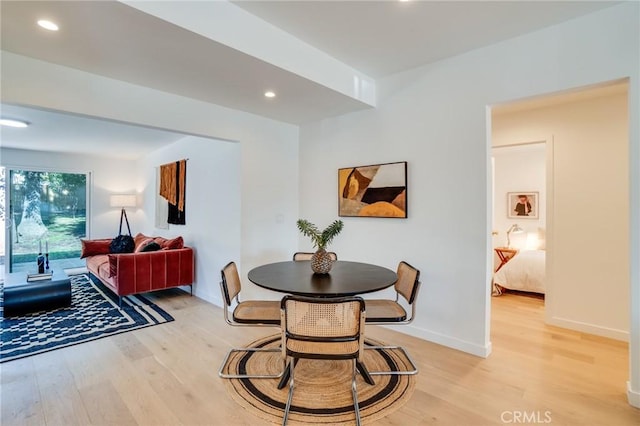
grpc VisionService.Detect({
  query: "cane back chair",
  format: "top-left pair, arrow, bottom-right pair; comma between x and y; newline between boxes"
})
364,260 -> 421,375
280,295 -> 366,426
218,261 -> 283,379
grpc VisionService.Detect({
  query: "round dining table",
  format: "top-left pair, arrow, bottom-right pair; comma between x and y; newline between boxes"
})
247,260 -> 398,297
248,260 -> 398,387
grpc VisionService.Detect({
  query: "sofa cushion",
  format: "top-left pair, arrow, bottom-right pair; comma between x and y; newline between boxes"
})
80,239 -> 112,258
98,261 -> 112,281
86,254 -> 109,271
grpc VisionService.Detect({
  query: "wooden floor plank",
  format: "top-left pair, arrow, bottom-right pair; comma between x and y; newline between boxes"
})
0,357 -> 45,426
32,352 -> 92,426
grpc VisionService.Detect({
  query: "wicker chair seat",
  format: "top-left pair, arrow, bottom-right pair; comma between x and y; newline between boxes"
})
365,299 -> 407,322
286,339 -> 360,358
233,300 -> 281,324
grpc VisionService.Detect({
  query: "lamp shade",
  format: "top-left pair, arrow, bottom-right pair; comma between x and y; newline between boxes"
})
506,223 -> 524,248
508,224 -> 524,234
110,194 -> 137,208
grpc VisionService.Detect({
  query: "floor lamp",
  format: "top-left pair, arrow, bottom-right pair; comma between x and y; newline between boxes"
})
109,194 -> 137,233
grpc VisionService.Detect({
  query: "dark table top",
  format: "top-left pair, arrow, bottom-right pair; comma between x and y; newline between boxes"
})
5,269 -> 69,287
247,260 -> 397,297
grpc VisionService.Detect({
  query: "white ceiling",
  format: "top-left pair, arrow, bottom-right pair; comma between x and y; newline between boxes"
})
0,0 -> 622,159
233,0 -> 619,78
0,104 -> 187,160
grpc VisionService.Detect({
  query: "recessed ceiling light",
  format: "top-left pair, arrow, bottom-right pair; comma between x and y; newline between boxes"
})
0,118 -> 30,128
37,19 -> 59,31
264,91 -> 276,98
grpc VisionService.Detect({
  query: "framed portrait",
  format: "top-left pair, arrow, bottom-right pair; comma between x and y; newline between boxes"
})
338,161 -> 407,218
507,192 -> 539,219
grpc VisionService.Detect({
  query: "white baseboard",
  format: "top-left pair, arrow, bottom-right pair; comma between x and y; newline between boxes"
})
190,286 -> 223,308
382,324 -> 492,358
547,316 -> 629,341
628,381 -> 640,408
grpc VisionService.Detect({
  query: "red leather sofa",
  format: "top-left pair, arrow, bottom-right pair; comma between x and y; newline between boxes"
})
82,234 -> 194,305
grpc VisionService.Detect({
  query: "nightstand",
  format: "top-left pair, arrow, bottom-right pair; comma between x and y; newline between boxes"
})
494,247 -> 518,272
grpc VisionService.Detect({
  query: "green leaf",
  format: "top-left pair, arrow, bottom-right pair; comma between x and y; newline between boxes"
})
297,219 -> 343,250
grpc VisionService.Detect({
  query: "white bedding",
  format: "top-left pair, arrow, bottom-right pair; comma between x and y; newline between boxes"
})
493,249 -> 545,295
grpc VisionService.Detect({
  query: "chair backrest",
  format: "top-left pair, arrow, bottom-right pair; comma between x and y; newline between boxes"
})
220,261 -> 242,306
293,251 -> 338,261
281,295 -> 365,359
395,261 -> 420,304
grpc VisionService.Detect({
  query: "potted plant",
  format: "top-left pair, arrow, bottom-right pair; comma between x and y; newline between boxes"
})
296,219 -> 344,273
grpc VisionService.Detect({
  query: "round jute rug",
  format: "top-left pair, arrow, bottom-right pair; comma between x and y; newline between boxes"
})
222,335 -> 416,425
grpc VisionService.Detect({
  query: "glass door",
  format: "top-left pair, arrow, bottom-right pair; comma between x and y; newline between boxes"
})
3,168 -> 88,273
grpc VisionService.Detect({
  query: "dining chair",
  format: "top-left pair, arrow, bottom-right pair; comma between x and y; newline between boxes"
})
218,261 -> 284,379
364,260 -> 421,376
292,251 -> 338,261
280,295 -> 366,426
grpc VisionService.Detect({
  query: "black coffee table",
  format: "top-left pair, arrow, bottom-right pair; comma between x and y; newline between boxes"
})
3,270 -> 72,317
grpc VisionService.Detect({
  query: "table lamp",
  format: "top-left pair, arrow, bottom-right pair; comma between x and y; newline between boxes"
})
506,224 -> 524,248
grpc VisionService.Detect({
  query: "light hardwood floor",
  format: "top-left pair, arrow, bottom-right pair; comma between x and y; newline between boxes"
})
1,289 -> 638,425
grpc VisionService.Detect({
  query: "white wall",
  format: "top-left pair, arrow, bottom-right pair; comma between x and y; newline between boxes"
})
0,148 -> 139,239
137,136 -> 241,303
493,92 -> 629,340
297,4 -> 639,399
492,143 -> 546,250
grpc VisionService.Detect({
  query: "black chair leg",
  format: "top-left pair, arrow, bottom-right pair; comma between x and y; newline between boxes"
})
278,358 -> 299,389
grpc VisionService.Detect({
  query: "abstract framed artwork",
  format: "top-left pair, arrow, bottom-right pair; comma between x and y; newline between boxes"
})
507,192 -> 539,219
338,161 -> 407,218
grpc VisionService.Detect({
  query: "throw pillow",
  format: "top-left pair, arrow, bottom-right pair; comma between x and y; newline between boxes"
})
140,241 -> 162,252
134,238 -> 154,253
153,236 -> 168,247
162,236 -> 184,250
80,239 -> 112,258
134,233 -> 152,252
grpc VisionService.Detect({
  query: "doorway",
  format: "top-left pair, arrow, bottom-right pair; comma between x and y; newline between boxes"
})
489,80 -> 629,341
491,142 -> 548,302
1,167 -> 88,273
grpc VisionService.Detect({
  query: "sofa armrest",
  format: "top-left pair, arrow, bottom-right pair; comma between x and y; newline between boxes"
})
110,247 -> 194,296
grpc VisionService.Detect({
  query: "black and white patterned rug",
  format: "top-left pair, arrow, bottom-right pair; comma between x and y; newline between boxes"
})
1,274 -> 174,363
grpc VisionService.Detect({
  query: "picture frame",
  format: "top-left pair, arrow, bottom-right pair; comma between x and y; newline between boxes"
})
507,192 -> 538,219
338,161 -> 407,218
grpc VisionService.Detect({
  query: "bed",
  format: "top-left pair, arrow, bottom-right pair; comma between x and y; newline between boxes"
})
493,249 -> 546,295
